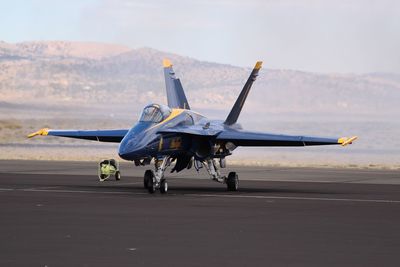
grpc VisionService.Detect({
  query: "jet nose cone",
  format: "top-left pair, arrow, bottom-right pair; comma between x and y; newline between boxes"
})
118,151 -> 127,160
118,141 -> 144,160
118,143 -> 131,160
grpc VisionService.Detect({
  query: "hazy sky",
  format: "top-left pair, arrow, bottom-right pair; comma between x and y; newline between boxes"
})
1,0 -> 399,73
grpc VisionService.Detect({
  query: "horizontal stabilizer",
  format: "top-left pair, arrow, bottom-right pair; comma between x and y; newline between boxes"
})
224,61 -> 262,125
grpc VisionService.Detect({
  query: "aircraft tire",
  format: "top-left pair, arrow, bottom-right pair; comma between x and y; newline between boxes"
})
115,171 -> 121,180
144,170 -> 153,189
227,172 -> 239,191
160,179 -> 168,194
145,171 -> 156,194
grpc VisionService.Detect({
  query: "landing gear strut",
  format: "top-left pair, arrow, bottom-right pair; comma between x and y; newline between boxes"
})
143,156 -> 171,194
203,159 -> 239,191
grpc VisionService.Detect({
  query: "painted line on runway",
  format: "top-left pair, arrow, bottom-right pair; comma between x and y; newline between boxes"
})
22,186 -> 62,191
1,187 -> 400,204
112,182 -> 142,186
20,188 -> 148,195
185,193 -> 400,204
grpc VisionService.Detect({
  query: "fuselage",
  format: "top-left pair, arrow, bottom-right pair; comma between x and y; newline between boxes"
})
118,103 -> 209,161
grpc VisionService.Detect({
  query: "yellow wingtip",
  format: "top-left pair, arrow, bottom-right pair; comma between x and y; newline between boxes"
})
338,136 -> 358,146
254,61 -> 263,70
163,58 -> 172,68
27,128 -> 49,138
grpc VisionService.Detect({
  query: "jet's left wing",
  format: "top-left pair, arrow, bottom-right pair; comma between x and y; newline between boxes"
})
28,128 -> 129,143
158,126 -> 356,147
216,129 -> 357,147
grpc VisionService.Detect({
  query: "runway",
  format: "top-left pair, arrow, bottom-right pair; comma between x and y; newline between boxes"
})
1,160 -> 400,266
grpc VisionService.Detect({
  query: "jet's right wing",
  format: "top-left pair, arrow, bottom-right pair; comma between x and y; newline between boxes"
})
163,59 -> 190,110
28,128 -> 129,143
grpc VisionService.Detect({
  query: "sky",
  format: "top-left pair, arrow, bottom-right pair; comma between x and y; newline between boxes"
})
0,0 -> 399,73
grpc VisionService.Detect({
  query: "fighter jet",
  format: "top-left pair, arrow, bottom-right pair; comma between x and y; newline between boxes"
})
28,59 -> 357,193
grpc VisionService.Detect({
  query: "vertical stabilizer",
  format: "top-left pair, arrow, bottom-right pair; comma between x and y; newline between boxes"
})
224,61 -> 262,125
163,59 -> 190,109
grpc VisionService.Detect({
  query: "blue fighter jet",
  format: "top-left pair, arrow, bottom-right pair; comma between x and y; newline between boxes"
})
28,59 -> 357,193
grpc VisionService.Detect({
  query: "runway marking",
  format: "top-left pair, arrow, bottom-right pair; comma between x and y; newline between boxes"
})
2,187 -> 400,204
111,182 -> 142,186
20,188 -> 148,196
22,186 -> 61,190
185,193 -> 400,204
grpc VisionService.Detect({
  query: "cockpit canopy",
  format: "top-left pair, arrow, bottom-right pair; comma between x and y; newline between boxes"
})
139,104 -> 171,123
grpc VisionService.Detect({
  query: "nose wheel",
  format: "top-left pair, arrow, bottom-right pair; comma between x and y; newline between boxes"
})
160,179 -> 168,194
143,171 -> 168,194
143,156 -> 171,194
144,170 -> 156,193
143,170 -> 152,189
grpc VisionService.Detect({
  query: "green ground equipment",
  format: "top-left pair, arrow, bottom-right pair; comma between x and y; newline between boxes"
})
98,159 -> 121,181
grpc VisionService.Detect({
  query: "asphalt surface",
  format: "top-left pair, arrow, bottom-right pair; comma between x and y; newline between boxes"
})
1,160 -> 400,267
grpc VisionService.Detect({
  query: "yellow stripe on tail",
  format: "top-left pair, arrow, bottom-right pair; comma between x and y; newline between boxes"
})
163,58 -> 172,68
254,61 -> 263,70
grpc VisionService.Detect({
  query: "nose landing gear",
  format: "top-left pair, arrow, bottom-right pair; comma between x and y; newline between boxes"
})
143,156 -> 171,194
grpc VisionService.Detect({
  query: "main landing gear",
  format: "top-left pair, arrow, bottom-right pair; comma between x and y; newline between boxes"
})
203,159 -> 239,191
143,157 -> 239,194
143,156 -> 171,194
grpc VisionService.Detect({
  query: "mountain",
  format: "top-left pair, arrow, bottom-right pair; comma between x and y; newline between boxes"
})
0,40 -> 131,59
0,41 -> 399,116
